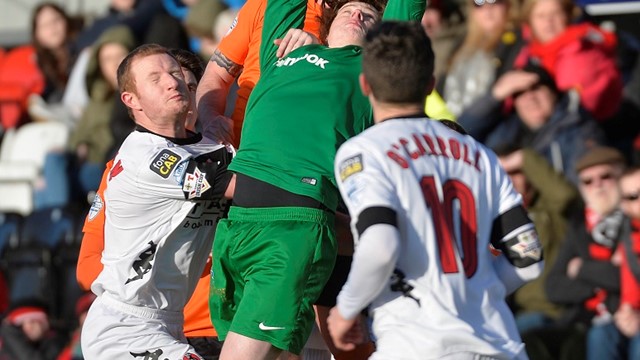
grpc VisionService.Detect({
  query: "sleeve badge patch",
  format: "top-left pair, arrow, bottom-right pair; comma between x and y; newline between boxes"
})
150,150 -> 182,178
513,229 -> 542,261
339,154 -> 363,181
87,193 -> 103,221
183,167 -> 212,199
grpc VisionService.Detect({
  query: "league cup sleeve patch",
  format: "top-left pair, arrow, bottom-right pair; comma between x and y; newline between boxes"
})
182,166 -> 212,199
150,149 -> 182,178
180,157 -> 232,201
173,161 -> 188,185
503,228 -> 543,268
339,154 -> 363,181
87,193 -> 103,221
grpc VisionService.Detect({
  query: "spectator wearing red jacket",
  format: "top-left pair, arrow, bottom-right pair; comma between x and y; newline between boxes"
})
515,0 -> 622,122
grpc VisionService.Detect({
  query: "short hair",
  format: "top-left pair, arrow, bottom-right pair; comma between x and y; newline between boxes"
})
169,48 -> 204,82
362,21 -> 434,103
318,0 -> 386,44
117,43 -> 173,95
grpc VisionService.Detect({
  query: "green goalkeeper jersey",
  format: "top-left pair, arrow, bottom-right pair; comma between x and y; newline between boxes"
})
228,0 -> 425,212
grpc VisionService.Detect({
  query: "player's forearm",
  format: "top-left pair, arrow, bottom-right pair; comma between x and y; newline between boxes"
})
337,223 -> 399,320
493,255 -> 544,295
196,70 -> 233,123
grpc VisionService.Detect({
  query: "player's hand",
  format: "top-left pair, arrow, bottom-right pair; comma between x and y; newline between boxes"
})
615,303 -> 640,337
274,29 -> 320,59
327,306 -> 364,351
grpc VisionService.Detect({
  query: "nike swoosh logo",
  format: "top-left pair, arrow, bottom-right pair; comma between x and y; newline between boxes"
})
259,322 -> 285,331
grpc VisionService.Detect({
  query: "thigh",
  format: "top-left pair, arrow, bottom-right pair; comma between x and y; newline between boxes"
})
586,322 -> 626,360
82,299 -> 200,359
210,218 -> 243,340
229,215 -> 336,355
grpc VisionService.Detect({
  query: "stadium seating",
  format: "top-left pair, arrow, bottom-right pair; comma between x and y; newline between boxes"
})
0,121 -> 69,215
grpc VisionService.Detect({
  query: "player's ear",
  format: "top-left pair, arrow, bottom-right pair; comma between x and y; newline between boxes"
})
359,73 -> 371,97
121,91 -> 141,111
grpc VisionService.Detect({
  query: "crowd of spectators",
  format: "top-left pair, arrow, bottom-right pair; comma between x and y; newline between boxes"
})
0,0 -> 638,358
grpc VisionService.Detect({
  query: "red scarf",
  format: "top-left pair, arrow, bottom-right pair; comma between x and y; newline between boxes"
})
528,23 -> 617,78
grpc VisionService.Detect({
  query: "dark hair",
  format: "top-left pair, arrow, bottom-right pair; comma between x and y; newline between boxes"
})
117,43 -> 173,94
169,48 -> 204,81
520,61 -> 560,95
318,0 -> 387,44
362,21 -> 434,103
31,2 -> 76,93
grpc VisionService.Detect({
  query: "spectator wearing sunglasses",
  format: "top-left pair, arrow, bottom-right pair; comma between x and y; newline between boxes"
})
526,146 -> 627,360
458,62 -> 606,185
603,166 -> 640,360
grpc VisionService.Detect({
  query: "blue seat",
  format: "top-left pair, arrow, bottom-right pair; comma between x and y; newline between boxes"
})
0,213 -> 21,256
21,207 -> 73,249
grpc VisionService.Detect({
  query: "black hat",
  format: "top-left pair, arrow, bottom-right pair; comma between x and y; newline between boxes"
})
521,61 -> 560,95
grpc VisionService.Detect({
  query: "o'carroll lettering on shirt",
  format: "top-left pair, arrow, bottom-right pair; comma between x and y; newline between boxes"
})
386,133 -> 482,171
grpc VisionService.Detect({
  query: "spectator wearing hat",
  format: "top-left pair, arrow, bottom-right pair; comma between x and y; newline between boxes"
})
522,146 -> 626,360
594,166 -> 640,360
0,298 -> 65,360
458,62 -> 606,185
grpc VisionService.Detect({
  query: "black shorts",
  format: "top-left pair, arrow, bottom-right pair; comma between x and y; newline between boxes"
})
314,255 -> 352,307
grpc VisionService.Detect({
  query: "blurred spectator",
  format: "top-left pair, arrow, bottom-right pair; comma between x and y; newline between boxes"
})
515,0 -> 623,122
27,0 -> 166,130
68,25 -> 137,198
31,3 -> 80,104
0,45 -> 44,129
74,0 -> 164,51
420,0 -> 466,81
0,298 -> 66,360
458,62 -> 605,184
523,146 -> 625,360
497,147 -> 580,334
439,0 -> 523,117
597,166 -> 640,360
184,0 -> 230,61
56,292 -> 96,360
144,0 -> 198,53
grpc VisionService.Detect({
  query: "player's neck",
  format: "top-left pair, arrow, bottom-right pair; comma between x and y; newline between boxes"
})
372,101 -> 426,124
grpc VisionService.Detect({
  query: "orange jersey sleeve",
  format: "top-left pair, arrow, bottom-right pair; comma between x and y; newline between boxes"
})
218,0 -> 323,146
76,160 -> 112,290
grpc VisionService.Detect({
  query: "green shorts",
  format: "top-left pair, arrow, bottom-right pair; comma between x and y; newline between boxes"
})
210,206 -> 337,354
